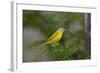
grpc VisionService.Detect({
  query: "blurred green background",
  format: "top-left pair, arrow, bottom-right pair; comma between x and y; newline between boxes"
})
23,10 -> 91,62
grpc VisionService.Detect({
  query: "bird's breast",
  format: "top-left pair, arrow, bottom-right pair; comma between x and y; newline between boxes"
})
53,32 -> 63,42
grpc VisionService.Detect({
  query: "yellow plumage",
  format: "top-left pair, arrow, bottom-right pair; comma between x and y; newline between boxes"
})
40,27 -> 65,47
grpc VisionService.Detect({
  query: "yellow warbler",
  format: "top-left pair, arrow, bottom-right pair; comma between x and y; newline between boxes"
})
40,27 -> 66,47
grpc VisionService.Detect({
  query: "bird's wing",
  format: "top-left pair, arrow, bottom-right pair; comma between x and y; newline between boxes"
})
47,31 -> 58,41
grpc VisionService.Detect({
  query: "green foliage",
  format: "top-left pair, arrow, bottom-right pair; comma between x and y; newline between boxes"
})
32,42 -> 89,61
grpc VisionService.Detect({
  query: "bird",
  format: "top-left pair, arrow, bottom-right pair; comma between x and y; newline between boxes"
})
39,27 -> 66,47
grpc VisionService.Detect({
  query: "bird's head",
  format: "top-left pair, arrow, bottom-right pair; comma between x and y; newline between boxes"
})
57,27 -> 66,32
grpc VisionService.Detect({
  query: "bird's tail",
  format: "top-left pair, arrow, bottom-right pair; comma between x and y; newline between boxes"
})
32,41 -> 50,49
39,42 -> 49,47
